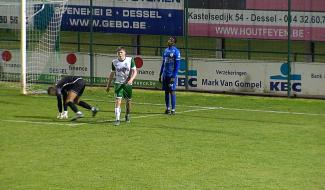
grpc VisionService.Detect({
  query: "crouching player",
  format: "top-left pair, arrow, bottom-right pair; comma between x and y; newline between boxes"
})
47,76 -> 99,121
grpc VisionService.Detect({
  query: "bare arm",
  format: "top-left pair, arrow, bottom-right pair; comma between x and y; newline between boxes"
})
127,68 -> 137,85
106,71 -> 115,92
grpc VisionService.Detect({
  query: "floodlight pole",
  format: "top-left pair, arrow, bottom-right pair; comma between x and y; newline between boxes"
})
21,0 -> 27,95
287,0 -> 292,97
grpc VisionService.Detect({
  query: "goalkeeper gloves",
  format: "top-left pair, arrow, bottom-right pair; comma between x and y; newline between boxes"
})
57,111 -> 68,119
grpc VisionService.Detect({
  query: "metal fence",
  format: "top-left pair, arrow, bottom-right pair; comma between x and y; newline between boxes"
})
1,0 -> 325,96
1,0 -> 325,62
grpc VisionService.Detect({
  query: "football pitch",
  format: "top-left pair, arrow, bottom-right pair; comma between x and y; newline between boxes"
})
0,83 -> 325,190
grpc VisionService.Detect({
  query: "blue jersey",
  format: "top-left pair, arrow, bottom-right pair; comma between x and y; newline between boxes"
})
160,46 -> 181,78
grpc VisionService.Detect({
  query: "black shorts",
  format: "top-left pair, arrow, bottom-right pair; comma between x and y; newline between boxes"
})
70,79 -> 85,97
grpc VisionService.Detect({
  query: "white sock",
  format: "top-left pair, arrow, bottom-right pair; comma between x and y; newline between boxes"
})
77,111 -> 82,115
115,107 -> 121,121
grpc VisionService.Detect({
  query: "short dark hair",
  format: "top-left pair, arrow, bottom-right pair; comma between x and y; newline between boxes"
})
47,86 -> 56,95
116,46 -> 126,52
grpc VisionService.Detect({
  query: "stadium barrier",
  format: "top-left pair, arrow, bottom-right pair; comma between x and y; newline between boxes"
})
2,50 -> 325,98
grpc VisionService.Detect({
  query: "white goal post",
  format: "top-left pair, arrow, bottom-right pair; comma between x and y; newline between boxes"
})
0,0 -> 68,94
21,0 -> 68,94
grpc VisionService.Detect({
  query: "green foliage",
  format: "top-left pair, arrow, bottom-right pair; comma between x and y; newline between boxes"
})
0,83 -> 325,190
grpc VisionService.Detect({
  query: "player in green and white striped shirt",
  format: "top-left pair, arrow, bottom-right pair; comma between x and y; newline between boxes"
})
106,46 -> 137,126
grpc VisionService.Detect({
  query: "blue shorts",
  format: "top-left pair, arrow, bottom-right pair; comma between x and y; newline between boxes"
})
162,76 -> 177,91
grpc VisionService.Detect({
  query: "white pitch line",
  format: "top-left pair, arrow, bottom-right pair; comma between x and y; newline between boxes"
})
3,120 -> 85,126
216,107 -> 325,116
95,107 -> 217,123
82,98 -> 325,117
3,105 -> 321,127
36,96 -> 325,117
130,103 -> 325,117
124,107 -> 216,119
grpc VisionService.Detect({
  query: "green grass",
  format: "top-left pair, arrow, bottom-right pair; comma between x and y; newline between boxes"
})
0,82 -> 325,190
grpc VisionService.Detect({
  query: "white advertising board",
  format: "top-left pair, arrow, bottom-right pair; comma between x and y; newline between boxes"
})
186,59 -> 325,97
2,49 -> 325,98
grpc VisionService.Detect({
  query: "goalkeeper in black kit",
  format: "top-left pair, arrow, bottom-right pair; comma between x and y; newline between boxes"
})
47,76 -> 99,121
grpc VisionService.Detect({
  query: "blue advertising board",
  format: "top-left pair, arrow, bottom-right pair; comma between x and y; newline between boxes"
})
61,5 -> 183,35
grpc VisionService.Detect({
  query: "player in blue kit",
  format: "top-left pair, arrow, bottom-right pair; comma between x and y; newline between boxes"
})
158,36 -> 181,115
